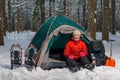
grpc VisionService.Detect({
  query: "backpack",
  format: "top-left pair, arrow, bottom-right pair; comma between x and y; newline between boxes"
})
90,40 -> 108,66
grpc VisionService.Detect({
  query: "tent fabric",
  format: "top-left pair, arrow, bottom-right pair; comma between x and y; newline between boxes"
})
25,15 -> 92,67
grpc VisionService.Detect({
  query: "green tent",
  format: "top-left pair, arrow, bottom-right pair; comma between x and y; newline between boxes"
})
25,16 -> 93,69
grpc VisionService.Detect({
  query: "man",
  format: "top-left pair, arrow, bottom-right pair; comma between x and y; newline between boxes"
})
64,30 -> 94,72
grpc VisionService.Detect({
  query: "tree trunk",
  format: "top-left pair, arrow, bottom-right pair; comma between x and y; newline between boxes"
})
40,0 -> 45,24
25,1 -> 30,31
102,0 -> 109,41
11,0 -> 16,31
16,0 -> 22,33
11,12 -> 15,31
69,0 -> 72,18
3,0 -> 6,36
88,0 -> 96,40
0,0 -> 4,45
49,0 -> 52,17
100,0 -> 103,32
119,18 -> 120,32
111,0 -> 115,34
83,0 -> 86,28
52,0 -> 55,15
8,0 -> 12,32
77,7 -> 80,24
16,10 -> 22,33
97,0 -> 103,32
64,0 -> 66,16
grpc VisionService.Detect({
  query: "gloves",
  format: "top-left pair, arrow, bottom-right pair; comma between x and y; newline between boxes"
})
79,52 -> 88,57
68,55 -> 74,59
68,55 -> 80,59
68,52 -> 88,59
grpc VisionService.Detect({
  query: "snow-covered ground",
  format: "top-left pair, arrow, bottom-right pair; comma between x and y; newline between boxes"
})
0,31 -> 120,80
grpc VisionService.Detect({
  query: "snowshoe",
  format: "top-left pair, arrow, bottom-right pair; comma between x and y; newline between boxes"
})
25,53 -> 35,70
24,44 -> 37,70
10,44 -> 22,69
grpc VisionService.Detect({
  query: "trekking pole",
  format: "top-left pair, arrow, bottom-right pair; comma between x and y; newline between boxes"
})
109,39 -> 115,57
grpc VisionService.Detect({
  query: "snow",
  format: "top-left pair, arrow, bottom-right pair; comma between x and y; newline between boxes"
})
0,31 -> 120,80
11,1 -> 27,8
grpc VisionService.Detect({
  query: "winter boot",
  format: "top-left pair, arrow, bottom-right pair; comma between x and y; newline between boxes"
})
69,66 -> 80,73
84,63 -> 95,70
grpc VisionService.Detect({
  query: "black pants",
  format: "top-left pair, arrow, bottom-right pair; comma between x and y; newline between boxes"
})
66,56 -> 91,69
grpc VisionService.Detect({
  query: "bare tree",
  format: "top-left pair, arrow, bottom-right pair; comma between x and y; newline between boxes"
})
11,0 -> 16,31
88,0 -> 96,40
48,0 -> 55,16
49,0 -> 52,17
16,10 -> 22,33
69,0 -> 72,18
76,0 -> 81,24
82,0 -> 86,28
100,0 -> 103,32
16,0 -> 22,32
102,0 -> 109,41
111,0 -> 116,34
0,0 -> 4,45
77,4 -> 80,24
3,0 -> 6,36
8,0 -> 12,32
52,0 -> 55,15
64,0 -> 66,16
96,0 -> 103,32
40,0 -> 45,24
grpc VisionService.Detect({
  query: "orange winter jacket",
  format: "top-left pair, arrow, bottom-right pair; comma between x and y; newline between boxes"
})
64,39 -> 88,60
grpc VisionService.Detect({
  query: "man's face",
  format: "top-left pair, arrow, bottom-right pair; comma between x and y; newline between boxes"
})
73,34 -> 80,41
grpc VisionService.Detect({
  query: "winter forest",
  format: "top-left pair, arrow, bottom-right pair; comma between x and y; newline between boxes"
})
0,0 -> 120,45
0,0 -> 120,80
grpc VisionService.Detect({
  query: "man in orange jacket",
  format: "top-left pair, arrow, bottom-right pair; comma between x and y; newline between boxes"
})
64,30 -> 94,72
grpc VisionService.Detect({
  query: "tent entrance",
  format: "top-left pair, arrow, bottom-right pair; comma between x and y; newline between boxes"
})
41,33 -> 92,70
49,48 -> 65,61
41,33 -> 72,70
49,33 -> 72,61
48,32 -> 93,63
